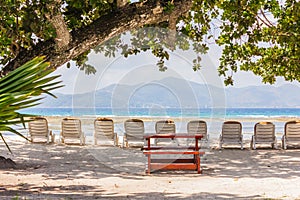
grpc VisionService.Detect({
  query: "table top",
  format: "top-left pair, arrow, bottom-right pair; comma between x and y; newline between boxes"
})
143,133 -> 203,139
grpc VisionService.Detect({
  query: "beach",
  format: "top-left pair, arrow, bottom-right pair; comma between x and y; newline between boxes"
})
1,116 -> 300,199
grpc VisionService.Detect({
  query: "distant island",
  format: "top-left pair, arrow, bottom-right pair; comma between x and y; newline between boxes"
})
39,77 -> 300,108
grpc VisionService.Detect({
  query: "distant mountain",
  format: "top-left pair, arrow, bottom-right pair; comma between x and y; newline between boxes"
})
226,84 -> 300,108
39,77 -> 300,108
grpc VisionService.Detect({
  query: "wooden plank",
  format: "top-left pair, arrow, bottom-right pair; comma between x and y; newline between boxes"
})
149,163 -> 198,171
144,134 -> 203,139
143,151 -> 201,155
151,158 -> 195,163
142,146 -> 196,150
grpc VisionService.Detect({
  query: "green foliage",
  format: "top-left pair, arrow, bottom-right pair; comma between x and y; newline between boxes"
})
64,0 -> 112,28
0,0 -> 299,85
0,0 -> 113,68
163,1 -> 175,13
94,27 -> 208,72
214,0 -> 300,84
0,57 -> 63,152
0,0 -> 56,64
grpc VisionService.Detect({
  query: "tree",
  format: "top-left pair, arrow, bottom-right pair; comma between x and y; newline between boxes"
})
0,57 -> 62,152
0,0 -> 299,85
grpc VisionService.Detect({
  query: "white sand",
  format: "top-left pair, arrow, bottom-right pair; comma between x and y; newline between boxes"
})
1,116 -> 300,199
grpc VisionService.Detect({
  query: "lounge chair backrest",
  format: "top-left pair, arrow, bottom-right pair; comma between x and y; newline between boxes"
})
222,121 -> 242,139
187,120 -> 207,137
29,117 -> 48,136
62,118 -> 82,137
94,118 -> 114,139
155,120 -> 175,134
124,119 -> 144,139
285,121 -> 300,139
254,122 -> 275,140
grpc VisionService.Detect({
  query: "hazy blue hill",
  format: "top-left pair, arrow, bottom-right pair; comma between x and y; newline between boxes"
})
276,84 -> 300,107
226,84 -> 300,108
39,77 -> 300,108
226,85 -> 278,107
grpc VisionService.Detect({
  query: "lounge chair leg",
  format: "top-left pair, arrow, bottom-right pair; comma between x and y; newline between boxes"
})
82,136 -> 86,145
114,134 -> 118,147
282,137 -> 287,150
273,138 -> 277,149
51,134 -> 55,143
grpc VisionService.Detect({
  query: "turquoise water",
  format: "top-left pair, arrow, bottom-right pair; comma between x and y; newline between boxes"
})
20,107 -> 300,118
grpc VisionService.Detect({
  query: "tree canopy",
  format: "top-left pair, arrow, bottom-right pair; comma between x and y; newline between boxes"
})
0,0 -> 299,85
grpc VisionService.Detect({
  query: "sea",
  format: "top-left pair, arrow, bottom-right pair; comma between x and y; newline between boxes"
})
16,107 -> 300,140
20,107 -> 300,118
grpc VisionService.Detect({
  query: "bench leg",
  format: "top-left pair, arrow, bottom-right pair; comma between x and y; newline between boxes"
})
146,154 -> 151,174
196,154 -> 201,174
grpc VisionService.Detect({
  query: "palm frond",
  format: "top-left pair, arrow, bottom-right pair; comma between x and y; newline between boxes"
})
0,56 -> 63,152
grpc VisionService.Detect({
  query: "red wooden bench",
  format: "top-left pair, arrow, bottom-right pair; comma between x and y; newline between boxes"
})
142,134 -> 205,174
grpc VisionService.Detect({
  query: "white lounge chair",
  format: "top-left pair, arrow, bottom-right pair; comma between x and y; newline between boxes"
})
187,119 -> 208,139
60,118 -> 85,145
251,122 -> 276,149
219,121 -> 243,149
94,118 -> 118,146
282,120 -> 300,149
123,119 -> 145,147
28,117 -> 54,143
155,120 -> 176,145
187,120 -> 208,147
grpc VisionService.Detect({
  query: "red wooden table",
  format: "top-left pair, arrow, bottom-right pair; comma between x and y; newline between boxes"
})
142,134 -> 204,174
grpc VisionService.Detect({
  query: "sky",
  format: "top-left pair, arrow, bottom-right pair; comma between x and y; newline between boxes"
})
52,30 -> 300,95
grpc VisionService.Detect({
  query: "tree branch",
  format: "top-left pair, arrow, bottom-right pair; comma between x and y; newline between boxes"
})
167,9 -> 178,50
45,0 -> 71,51
257,9 -> 274,28
2,0 -> 192,75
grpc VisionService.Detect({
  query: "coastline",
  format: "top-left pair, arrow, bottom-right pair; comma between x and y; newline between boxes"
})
44,115 -> 299,136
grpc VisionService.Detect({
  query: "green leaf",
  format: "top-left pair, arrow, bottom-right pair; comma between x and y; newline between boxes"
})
0,56 -> 63,152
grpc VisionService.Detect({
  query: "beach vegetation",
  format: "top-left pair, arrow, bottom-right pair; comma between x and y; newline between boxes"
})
0,0 -> 299,85
0,57 -> 62,152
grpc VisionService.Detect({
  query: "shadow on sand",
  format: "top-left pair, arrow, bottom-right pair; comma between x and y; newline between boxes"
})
0,139 -> 300,199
